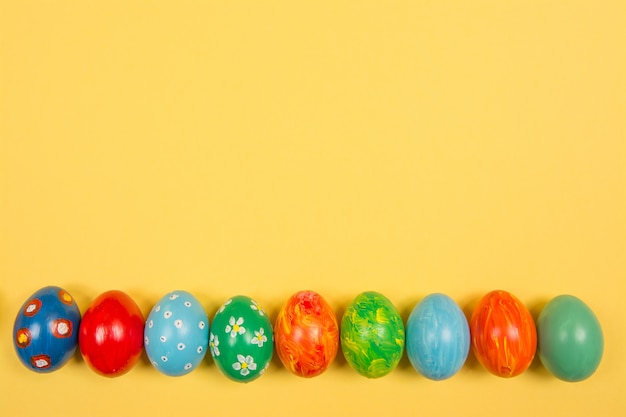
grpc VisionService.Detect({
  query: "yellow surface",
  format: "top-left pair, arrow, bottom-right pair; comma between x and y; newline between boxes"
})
1,1 -> 625,416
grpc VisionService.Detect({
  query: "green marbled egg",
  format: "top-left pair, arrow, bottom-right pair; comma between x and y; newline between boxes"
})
209,295 -> 273,383
340,291 -> 405,378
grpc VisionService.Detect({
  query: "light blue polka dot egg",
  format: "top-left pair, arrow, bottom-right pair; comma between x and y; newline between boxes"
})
145,290 -> 209,376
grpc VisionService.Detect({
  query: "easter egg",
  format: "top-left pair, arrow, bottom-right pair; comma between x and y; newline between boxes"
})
340,291 -> 405,378
406,293 -> 470,380
79,290 -> 145,377
470,290 -> 536,378
13,286 -> 81,372
537,295 -> 603,382
144,290 -> 209,376
275,290 -> 339,377
209,295 -> 273,383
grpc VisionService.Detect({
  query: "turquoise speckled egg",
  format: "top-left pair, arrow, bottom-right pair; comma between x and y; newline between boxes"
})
144,290 -> 209,376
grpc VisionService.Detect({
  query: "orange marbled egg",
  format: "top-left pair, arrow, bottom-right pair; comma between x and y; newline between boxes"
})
470,290 -> 537,378
275,291 -> 339,378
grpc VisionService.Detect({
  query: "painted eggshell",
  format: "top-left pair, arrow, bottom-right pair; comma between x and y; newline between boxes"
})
470,290 -> 537,378
209,295 -> 273,383
537,295 -> 603,382
406,293 -> 470,380
79,290 -> 145,377
275,290 -> 339,377
340,291 -> 405,378
145,290 -> 209,376
13,286 -> 81,372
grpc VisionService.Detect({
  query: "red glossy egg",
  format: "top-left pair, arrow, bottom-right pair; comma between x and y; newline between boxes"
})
275,290 -> 339,377
470,290 -> 537,377
79,290 -> 145,377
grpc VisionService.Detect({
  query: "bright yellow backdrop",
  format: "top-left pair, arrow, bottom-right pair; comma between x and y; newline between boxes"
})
1,1 -> 625,416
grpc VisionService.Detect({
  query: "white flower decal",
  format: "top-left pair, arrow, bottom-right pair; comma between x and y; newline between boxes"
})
210,333 -> 220,357
251,328 -> 268,348
225,316 -> 246,338
218,298 -> 233,313
232,354 -> 257,376
250,299 -> 266,316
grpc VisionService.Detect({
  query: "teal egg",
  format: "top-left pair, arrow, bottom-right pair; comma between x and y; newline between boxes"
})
340,291 -> 405,378
537,295 -> 603,382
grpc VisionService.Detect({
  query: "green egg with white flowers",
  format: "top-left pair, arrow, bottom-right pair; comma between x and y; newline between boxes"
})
209,295 -> 273,383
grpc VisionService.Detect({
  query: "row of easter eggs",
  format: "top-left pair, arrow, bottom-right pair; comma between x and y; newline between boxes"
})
13,287 -> 603,382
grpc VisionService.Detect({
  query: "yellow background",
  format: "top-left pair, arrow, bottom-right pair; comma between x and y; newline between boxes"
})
1,1 -> 625,416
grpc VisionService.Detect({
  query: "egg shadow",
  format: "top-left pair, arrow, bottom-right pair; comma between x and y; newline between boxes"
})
198,288 -> 223,372
331,300 -> 349,371
127,287 -> 159,371
265,299 -> 289,375
527,297 -> 552,377
72,343 -> 85,366
65,283 -> 94,371
196,291 -> 223,372
459,293 -> 483,373
396,296 -> 420,373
